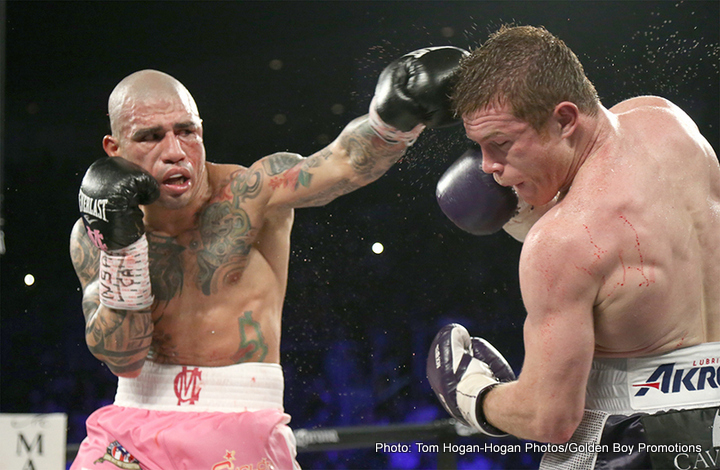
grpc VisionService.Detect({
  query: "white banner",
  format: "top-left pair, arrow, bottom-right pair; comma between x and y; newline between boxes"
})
0,413 -> 67,470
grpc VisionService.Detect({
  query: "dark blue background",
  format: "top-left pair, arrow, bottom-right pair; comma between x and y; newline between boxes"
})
1,1 -> 718,468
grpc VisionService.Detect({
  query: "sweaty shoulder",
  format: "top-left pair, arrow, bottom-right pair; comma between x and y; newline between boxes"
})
610,96 -> 703,139
519,203 -> 606,314
610,95 -> 674,114
205,161 -> 245,186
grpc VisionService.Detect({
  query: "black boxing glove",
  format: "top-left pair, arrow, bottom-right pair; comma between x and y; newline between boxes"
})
436,147 -> 518,235
427,324 -> 515,436
369,46 -> 468,144
78,157 -> 159,310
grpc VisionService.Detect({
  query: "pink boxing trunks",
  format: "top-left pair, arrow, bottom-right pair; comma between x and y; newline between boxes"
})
70,361 -> 300,470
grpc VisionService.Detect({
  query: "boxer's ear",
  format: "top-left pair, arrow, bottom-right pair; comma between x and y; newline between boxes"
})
103,135 -> 121,157
552,102 -> 579,139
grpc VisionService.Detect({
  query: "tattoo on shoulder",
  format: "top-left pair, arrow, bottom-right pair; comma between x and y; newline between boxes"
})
231,167 -> 262,203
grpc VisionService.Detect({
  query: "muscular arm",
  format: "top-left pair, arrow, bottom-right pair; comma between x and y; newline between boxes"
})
482,223 -> 599,443
69,219 -> 153,378
258,115 -> 410,209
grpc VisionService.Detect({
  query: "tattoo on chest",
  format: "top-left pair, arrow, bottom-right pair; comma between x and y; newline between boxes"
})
196,201 -> 252,294
147,168 -> 264,299
230,311 -> 268,363
148,234 -> 186,302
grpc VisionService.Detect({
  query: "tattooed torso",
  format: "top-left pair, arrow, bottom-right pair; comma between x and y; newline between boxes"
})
70,117 -> 407,372
144,160 -> 296,366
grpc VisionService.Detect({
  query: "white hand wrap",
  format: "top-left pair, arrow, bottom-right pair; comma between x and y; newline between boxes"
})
368,97 -> 425,145
456,361 -> 500,431
99,234 -> 154,310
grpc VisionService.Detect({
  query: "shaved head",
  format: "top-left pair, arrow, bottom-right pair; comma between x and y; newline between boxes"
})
108,70 -> 200,137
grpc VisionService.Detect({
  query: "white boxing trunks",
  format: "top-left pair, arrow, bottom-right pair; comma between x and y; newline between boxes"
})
540,342 -> 720,470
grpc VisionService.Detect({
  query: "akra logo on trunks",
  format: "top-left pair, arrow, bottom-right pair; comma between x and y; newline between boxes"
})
633,362 -> 720,396
174,366 -> 202,405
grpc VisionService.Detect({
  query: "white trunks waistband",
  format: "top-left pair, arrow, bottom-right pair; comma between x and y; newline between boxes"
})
114,361 -> 284,413
587,342 -> 720,415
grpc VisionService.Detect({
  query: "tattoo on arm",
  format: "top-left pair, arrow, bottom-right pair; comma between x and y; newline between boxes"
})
265,152 -> 314,191
71,220 -> 153,374
341,118 -> 405,179
82,284 -> 154,374
280,118 -> 405,208
70,221 -> 100,288
262,152 -> 304,175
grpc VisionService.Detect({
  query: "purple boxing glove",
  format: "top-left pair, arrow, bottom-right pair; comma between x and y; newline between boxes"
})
436,148 -> 518,235
427,324 -> 515,436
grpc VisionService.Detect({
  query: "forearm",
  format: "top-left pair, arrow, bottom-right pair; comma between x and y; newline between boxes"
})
288,115 -> 411,208
334,114 -> 410,185
483,379 -> 585,444
83,284 -> 153,377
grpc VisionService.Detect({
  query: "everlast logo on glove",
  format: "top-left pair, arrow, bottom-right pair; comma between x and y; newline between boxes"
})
78,190 -> 109,222
79,190 -> 111,250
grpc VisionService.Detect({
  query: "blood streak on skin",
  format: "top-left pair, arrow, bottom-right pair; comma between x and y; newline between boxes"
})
584,224 -> 607,260
577,224 -> 607,278
619,215 -> 652,287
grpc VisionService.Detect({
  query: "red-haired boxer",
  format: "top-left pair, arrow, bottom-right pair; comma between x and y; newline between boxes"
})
69,45 -> 468,470
428,25 -> 720,469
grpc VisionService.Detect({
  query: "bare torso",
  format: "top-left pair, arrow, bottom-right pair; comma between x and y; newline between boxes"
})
67,159 -> 289,369
537,97 -> 720,357
143,162 -> 293,366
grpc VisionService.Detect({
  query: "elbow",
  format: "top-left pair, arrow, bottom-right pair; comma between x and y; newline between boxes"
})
541,422 -> 581,445
107,358 -> 147,379
113,367 -> 142,379
113,370 -> 140,379
530,408 -> 584,444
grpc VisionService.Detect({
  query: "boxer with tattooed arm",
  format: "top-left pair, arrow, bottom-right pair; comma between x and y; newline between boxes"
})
68,46 -> 467,470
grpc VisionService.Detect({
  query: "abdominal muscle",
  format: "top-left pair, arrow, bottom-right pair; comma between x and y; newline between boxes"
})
148,300 -> 282,367
146,242 -> 287,367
